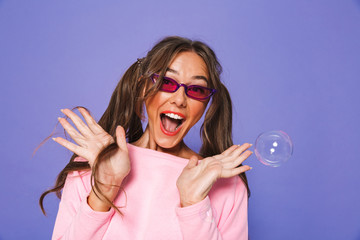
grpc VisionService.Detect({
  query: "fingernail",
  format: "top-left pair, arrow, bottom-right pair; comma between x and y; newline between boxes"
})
57,117 -> 61,121
52,138 -> 56,141
249,144 -> 253,147
249,167 -> 253,170
60,109 -> 64,112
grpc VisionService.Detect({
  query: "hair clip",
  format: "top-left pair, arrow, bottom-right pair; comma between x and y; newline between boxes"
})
137,58 -> 144,65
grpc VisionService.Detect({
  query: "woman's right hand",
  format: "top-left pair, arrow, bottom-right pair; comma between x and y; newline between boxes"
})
53,108 -> 131,210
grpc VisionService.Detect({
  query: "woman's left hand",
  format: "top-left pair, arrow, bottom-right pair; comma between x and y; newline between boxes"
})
176,143 -> 252,207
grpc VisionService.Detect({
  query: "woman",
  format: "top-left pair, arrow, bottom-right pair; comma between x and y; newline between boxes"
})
41,36 -> 252,239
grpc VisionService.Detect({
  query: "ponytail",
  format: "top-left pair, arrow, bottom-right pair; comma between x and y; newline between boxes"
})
200,83 -> 250,197
98,60 -> 144,142
200,83 -> 233,157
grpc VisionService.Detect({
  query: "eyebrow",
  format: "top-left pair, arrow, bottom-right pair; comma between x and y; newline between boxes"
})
166,68 -> 209,83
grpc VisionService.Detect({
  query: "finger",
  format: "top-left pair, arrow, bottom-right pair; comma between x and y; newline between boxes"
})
78,107 -> 104,134
58,117 -> 83,144
221,143 -> 252,163
187,155 -> 199,168
219,145 -> 240,157
53,137 -> 84,156
115,125 -> 128,151
232,143 -> 252,156
61,109 -> 93,137
222,150 -> 253,169
221,165 -> 252,178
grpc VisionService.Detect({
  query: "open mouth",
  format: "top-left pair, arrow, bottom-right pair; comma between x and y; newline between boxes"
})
160,112 -> 185,135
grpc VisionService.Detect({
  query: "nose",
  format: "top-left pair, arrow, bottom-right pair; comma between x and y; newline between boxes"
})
170,85 -> 187,107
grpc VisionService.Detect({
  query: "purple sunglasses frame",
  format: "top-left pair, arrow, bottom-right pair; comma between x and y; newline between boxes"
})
150,73 -> 217,100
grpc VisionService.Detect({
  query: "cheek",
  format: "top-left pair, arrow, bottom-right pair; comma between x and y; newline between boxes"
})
145,93 -> 165,121
189,101 -> 208,123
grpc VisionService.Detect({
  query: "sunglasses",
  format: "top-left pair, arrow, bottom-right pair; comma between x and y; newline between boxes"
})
150,74 -> 217,100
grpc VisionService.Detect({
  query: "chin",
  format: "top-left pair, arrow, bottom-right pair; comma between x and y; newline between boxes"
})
155,137 -> 182,150
152,129 -> 186,150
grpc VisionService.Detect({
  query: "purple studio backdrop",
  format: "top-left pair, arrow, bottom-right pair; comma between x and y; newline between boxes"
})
1,0 -> 360,239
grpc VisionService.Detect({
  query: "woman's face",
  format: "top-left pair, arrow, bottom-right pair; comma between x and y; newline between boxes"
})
145,51 -> 210,150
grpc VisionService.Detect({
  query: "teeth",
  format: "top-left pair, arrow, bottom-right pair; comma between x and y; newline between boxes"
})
164,113 -> 183,120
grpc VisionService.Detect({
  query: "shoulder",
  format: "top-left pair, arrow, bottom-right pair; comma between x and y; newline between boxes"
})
213,176 -> 246,193
63,157 -> 92,196
209,176 -> 247,205
67,157 -> 91,178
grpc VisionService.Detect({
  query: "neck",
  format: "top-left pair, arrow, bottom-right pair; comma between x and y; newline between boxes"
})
132,126 -> 189,158
155,142 -> 185,156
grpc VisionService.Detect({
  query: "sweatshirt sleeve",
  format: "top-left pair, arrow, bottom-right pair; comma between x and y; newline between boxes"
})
52,170 -> 115,240
175,177 -> 248,240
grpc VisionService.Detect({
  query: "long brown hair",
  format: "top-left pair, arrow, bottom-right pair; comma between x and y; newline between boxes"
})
39,36 -> 250,214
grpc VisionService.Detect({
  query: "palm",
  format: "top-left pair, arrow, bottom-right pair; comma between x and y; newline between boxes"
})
77,131 -> 114,166
97,140 -> 131,185
177,144 -> 252,207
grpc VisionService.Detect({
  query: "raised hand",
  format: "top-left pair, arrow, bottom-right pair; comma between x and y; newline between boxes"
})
53,108 -> 131,211
53,108 -> 114,167
176,144 -> 252,207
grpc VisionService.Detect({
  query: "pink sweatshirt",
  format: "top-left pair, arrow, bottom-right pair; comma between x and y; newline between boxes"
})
52,144 -> 248,239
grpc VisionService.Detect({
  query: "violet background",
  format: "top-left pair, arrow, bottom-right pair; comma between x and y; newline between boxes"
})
1,0 -> 360,239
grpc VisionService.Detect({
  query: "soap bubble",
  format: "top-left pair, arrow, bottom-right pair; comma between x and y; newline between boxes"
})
254,130 -> 293,167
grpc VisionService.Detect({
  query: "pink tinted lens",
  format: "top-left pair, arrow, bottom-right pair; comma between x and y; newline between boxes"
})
161,77 -> 178,91
187,86 -> 211,99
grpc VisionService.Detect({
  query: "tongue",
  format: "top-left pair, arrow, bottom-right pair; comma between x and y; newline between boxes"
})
162,116 -> 179,132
